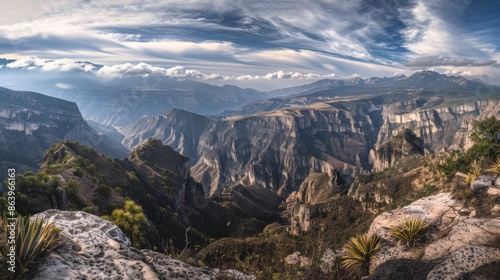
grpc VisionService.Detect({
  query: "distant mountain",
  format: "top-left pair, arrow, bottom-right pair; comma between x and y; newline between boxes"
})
267,74 -> 406,98
0,69 -> 268,126
0,87 -> 128,170
219,71 -> 500,118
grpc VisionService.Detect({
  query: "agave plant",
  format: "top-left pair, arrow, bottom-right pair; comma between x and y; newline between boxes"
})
389,216 -> 429,248
2,216 -> 61,271
341,233 -> 380,276
463,168 -> 482,186
491,158 -> 500,174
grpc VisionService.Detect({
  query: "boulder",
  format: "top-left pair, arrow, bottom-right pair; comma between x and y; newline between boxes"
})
470,175 -> 494,194
368,193 -> 473,242
423,218 -> 500,260
487,175 -> 500,196
32,210 -> 158,280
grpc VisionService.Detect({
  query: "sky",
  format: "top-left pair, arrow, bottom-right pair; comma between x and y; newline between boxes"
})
0,0 -> 499,90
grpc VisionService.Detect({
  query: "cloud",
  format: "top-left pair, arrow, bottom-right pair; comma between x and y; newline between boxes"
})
55,83 -> 74,89
6,57 -> 97,72
405,56 -> 498,67
233,71 -> 337,81
0,0 -> 498,85
400,0 -> 497,60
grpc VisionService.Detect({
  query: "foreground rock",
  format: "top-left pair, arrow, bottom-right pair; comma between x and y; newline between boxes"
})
367,193 -> 500,279
32,210 -> 254,280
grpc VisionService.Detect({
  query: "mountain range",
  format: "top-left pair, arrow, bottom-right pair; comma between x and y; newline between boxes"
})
1,70 -> 500,279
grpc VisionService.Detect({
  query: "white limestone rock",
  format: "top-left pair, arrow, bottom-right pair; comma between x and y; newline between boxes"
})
426,245 -> 500,280
423,218 -> 500,260
31,210 -> 253,280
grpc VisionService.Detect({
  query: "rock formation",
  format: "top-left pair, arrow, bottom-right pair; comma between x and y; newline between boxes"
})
367,188 -> 500,279
32,210 -> 255,280
122,94 -> 500,200
122,102 -> 380,196
370,128 -> 426,171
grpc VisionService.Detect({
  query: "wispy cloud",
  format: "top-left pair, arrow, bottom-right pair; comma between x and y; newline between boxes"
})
0,0 -> 499,86
4,56 -> 340,82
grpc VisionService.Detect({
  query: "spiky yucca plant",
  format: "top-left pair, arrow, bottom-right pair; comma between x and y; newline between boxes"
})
491,158 -> 500,174
389,216 -> 429,248
463,168 -> 482,186
1,216 -> 61,271
341,233 -> 380,276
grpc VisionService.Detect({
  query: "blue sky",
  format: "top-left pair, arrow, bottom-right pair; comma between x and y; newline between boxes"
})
0,0 -> 499,90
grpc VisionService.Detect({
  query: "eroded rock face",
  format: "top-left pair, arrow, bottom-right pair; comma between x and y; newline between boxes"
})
285,171 -> 347,235
122,103 -> 378,196
31,210 -> 253,280
370,128 -> 425,172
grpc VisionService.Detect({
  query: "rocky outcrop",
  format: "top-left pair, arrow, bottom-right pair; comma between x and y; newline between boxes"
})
32,210 -> 254,280
285,171 -> 347,235
367,192 -> 500,279
370,128 -> 426,171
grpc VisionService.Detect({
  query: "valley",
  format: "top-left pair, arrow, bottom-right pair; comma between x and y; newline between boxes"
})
1,71 -> 500,279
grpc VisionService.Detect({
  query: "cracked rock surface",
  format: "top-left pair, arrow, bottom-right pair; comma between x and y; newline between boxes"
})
31,210 -> 254,280
368,193 -> 500,279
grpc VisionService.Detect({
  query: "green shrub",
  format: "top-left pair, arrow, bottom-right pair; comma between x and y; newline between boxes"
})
73,167 -> 83,177
96,184 -> 111,197
0,216 -> 60,273
341,233 -> 380,276
103,200 -> 146,248
466,116 -> 500,161
82,206 -> 94,214
388,216 -> 429,248
87,164 -> 96,175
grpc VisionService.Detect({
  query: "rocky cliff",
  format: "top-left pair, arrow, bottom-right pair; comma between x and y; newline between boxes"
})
0,87 -> 128,169
122,94 -> 500,198
122,101 -> 380,196
375,98 -> 500,154
370,128 -> 426,172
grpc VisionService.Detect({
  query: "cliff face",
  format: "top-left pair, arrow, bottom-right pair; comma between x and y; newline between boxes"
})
123,101 -> 380,196
122,95 -> 500,198
376,98 -> 500,154
0,87 -> 128,169
370,128 -> 425,172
